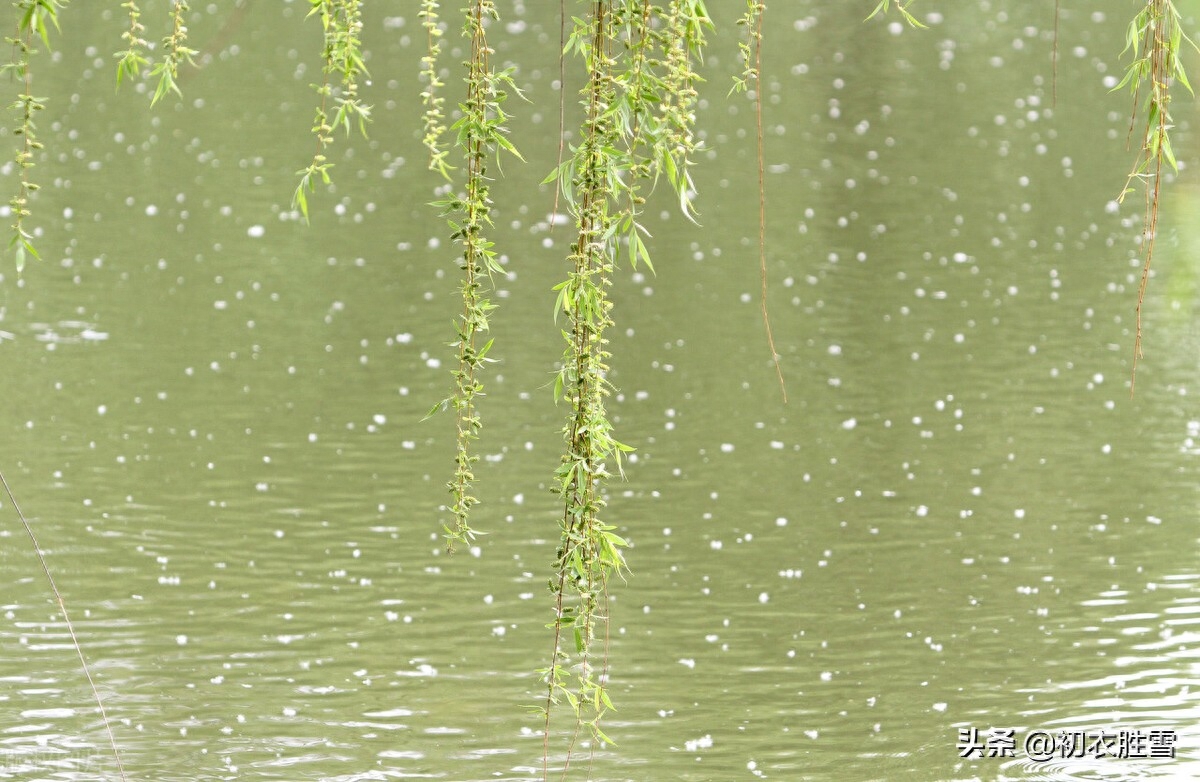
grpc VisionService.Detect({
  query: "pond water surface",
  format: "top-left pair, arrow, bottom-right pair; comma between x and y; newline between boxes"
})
2,2 -> 1200,781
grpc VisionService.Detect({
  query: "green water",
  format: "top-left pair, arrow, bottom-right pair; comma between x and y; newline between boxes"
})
2,3 -> 1199,780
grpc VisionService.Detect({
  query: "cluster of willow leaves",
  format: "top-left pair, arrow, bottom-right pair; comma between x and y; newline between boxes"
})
0,1 -> 1187,779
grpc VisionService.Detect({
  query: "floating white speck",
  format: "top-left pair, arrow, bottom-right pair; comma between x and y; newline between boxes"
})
678,658 -> 696,669
842,418 -> 857,430
247,225 -> 265,238
176,634 -> 188,645
683,734 -> 712,751
775,517 -> 788,527
720,443 -> 735,453
758,592 -> 769,604
805,729 -> 820,739
396,663 -> 437,677
933,702 -> 948,712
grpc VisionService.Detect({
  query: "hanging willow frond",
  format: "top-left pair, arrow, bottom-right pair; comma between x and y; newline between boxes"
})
293,0 -> 372,222
428,0 -> 523,552
1113,0 -> 1198,392
3,0 -> 65,271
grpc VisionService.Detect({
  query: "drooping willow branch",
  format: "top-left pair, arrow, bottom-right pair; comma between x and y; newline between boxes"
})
732,0 -> 785,402
543,6 -> 627,770
115,0 -> 148,86
3,0 -> 65,270
540,2 -> 710,775
427,1 -> 522,552
1113,0 -> 1196,393
293,0 -> 371,222
866,0 -> 926,28
148,0 -> 198,105
419,0 -> 451,179
656,0 -> 705,222
114,1 -> 199,104
114,2 -> 199,103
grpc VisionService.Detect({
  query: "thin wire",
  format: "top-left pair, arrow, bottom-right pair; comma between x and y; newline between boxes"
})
1052,0 -> 1060,108
549,0 -> 567,232
754,3 -> 786,403
0,467 -> 127,781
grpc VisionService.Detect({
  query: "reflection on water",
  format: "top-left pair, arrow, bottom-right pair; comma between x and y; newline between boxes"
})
988,575 -> 1200,780
0,2 -> 1198,781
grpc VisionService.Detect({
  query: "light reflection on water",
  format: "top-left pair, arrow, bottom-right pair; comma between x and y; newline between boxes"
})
986,575 -> 1200,780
